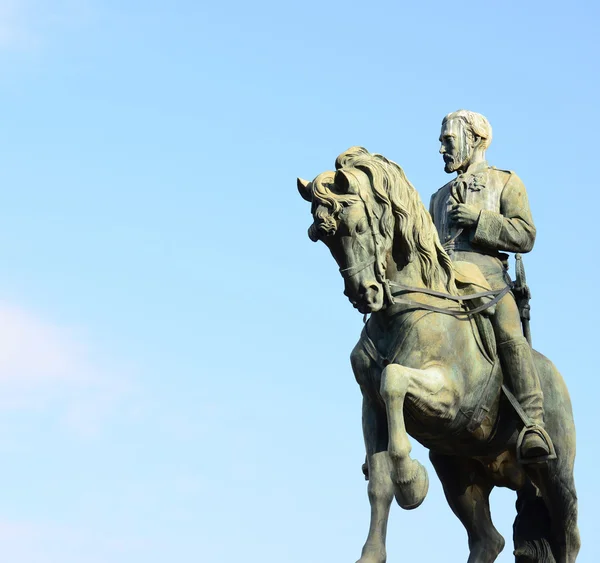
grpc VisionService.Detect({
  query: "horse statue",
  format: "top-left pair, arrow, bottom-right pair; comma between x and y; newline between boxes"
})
297,148 -> 579,563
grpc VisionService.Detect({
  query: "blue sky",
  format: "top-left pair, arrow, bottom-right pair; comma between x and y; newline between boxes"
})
0,1 -> 598,561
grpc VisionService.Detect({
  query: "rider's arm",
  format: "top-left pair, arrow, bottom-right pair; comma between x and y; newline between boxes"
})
470,172 -> 536,253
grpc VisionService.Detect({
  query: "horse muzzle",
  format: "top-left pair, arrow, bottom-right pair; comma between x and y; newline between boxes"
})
353,281 -> 384,313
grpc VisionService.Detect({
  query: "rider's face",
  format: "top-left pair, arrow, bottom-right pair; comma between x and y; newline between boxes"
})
439,119 -> 473,174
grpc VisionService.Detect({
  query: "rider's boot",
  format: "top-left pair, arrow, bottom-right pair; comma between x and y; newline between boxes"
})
498,337 -> 554,462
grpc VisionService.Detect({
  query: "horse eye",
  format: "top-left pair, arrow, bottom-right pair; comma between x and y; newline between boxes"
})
356,218 -> 368,234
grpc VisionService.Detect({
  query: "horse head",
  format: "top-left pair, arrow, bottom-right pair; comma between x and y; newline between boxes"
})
298,147 -> 456,314
298,168 -> 394,313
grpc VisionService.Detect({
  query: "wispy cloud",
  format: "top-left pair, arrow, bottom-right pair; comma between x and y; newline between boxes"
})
0,302 -> 133,433
0,519 -> 154,563
0,302 -> 90,385
0,0 -> 34,49
0,0 -> 95,51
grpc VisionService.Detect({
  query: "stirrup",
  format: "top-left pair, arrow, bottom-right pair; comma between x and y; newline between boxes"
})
516,425 -> 557,465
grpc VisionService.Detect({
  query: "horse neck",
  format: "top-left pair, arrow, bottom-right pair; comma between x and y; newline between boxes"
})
386,257 -> 425,289
385,244 -> 449,294
367,244 -> 450,328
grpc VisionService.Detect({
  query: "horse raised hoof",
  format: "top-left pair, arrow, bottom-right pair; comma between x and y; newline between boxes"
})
393,459 -> 429,510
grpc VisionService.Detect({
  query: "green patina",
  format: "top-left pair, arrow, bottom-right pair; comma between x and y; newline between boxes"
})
298,112 -> 579,563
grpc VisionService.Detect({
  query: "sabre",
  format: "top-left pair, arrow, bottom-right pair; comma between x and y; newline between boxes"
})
514,253 -> 532,346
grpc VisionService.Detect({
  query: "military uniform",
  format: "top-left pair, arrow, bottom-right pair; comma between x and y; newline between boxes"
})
429,160 -> 535,289
430,160 -> 551,461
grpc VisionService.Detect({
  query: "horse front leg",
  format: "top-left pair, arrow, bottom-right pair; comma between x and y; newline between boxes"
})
357,392 -> 394,563
380,363 -> 457,510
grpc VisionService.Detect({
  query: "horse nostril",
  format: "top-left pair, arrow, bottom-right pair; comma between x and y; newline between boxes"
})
359,283 -> 380,299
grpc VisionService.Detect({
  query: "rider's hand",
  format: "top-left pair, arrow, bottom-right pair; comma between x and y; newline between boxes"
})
449,204 -> 479,227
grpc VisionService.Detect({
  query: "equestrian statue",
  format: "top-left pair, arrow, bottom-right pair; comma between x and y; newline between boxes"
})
296,111 -> 579,562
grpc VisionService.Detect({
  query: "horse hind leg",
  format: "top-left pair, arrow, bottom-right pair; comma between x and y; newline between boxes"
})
517,466 -> 580,563
430,452 -> 505,563
545,474 -> 580,563
513,479 -> 555,563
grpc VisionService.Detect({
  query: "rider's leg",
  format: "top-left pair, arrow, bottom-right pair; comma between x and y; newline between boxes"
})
491,292 -> 552,459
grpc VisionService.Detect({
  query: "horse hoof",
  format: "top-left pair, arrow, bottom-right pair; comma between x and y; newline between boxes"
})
394,460 -> 429,510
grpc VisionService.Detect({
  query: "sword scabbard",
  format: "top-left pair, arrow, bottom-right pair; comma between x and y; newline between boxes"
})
514,254 -> 532,346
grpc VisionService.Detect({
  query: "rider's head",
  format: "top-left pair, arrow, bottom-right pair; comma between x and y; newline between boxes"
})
439,110 -> 492,174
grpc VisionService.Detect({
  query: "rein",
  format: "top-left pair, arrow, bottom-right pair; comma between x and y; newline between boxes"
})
388,282 -> 513,318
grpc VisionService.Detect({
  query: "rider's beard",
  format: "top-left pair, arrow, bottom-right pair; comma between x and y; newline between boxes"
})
444,139 -> 472,174
444,154 -> 458,173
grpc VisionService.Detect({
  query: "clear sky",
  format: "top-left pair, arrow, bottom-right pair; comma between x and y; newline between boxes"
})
0,0 -> 598,561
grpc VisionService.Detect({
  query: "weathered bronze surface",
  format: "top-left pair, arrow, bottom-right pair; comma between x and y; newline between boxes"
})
297,113 -> 579,562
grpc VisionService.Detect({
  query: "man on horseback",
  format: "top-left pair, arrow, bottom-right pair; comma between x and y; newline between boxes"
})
429,109 -> 553,462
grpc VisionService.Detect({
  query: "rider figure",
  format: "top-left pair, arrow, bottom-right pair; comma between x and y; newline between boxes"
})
429,110 -> 553,462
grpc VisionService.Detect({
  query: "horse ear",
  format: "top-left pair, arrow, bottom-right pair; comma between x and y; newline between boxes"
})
335,170 -> 350,193
297,178 -> 312,202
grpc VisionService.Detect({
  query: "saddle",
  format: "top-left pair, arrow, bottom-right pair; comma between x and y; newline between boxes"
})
454,261 -> 497,318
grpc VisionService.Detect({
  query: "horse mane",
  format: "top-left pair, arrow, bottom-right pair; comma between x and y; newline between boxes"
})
307,171 -> 359,241
312,147 -> 456,293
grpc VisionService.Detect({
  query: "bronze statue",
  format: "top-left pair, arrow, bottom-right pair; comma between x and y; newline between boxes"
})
297,123 -> 579,562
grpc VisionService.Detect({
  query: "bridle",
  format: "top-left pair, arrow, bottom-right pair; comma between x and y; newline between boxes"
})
337,188 -> 512,320
339,189 -> 396,306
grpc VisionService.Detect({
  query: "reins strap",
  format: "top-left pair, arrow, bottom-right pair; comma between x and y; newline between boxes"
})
389,284 -> 512,318
389,281 -> 510,303
442,227 -> 464,254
